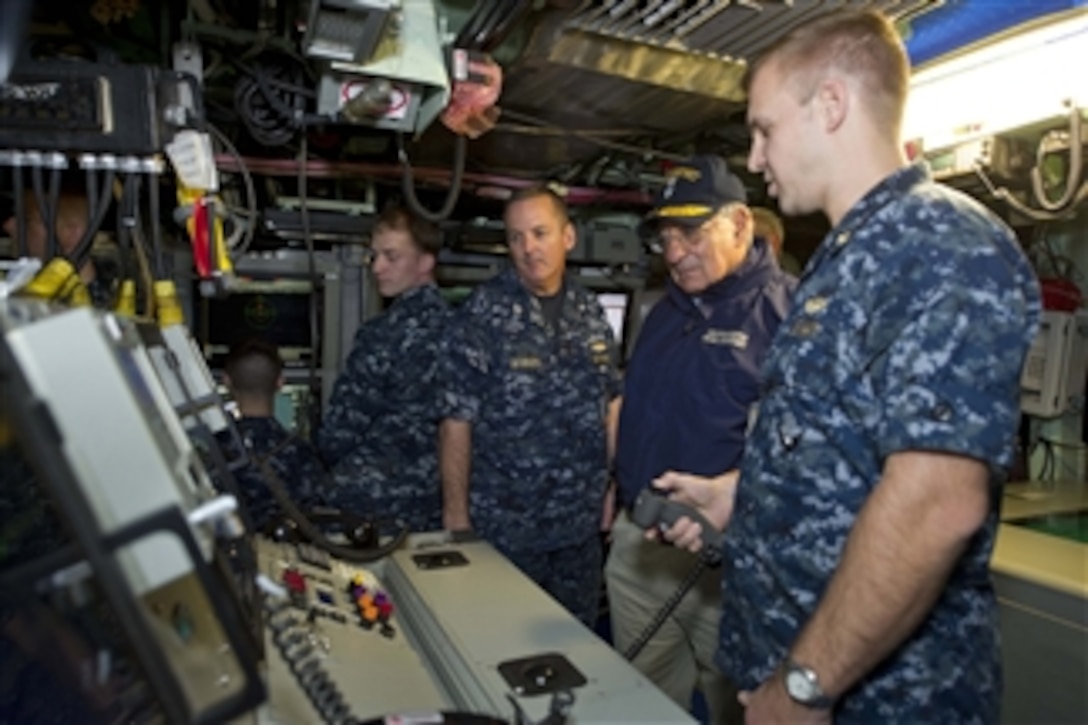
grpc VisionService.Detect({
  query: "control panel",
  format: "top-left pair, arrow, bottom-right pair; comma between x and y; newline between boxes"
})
255,534 -> 695,724
256,537 -> 454,722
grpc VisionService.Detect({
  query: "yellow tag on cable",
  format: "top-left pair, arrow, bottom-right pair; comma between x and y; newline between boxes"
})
115,279 -> 137,316
19,257 -> 91,307
65,280 -> 91,308
154,279 -> 185,327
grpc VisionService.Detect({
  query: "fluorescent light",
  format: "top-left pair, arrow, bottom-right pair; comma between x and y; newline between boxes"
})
904,11 -> 1088,151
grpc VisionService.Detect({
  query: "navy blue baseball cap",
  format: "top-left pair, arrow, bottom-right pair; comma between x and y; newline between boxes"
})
648,155 -> 748,226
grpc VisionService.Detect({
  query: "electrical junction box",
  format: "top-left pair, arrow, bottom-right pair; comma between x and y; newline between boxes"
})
926,134 -> 1032,183
316,0 -> 448,134
1020,308 -> 1088,418
303,0 -> 400,65
588,222 -> 642,265
0,61 -> 194,155
569,215 -> 643,266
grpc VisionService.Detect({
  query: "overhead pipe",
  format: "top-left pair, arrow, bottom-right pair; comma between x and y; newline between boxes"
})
213,153 -> 652,206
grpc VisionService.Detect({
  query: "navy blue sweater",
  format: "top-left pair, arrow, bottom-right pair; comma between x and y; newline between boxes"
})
616,238 -> 796,506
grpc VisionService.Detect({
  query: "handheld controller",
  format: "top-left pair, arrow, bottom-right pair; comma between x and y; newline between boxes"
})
630,488 -> 724,556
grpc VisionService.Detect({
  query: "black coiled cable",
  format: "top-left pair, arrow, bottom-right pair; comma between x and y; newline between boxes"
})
234,56 -> 309,147
622,556 -> 714,662
254,451 -> 409,565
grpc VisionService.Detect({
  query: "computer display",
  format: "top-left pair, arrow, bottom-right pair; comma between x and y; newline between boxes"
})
597,291 -> 630,350
194,278 -> 322,369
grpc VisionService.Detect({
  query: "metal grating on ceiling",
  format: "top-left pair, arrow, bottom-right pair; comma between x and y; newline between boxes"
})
564,0 -> 942,62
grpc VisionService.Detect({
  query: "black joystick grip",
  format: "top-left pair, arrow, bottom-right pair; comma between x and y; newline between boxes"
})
631,488 -> 724,554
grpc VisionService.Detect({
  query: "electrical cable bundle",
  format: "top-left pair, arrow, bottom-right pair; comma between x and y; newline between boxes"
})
70,166 -> 117,274
234,55 -> 310,147
29,165 -> 60,260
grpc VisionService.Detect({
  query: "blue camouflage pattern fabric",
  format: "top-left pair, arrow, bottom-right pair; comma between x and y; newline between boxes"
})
317,283 -> 451,532
441,265 -> 621,560
719,164 -> 1041,722
506,537 -> 604,627
216,416 -> 328,531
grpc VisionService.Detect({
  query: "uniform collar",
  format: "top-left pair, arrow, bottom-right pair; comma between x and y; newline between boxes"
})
805,163 -> 930,276
501,265 -> 573,302
666,236 -> 778,312
388,281 -> 443,312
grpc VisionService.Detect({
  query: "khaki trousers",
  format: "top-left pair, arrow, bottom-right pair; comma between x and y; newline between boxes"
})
605,511 -> 743,725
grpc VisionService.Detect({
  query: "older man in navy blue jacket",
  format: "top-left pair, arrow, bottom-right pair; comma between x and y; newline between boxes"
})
605,155 -> 795,724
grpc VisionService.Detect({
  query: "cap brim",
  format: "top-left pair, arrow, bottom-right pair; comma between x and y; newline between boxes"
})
647,203 -> 717,227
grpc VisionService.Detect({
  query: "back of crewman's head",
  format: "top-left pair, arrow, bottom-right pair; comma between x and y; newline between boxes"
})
223,338 -> 283,400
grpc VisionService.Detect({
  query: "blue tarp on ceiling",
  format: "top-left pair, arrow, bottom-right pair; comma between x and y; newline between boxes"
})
905,0 -> 1088,66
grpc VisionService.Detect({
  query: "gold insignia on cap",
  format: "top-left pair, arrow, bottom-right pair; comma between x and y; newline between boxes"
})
653,204 -> 716,218
665,165 -> 702,182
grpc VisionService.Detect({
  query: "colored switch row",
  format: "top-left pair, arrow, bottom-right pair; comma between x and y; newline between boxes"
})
347,574 -> 394,627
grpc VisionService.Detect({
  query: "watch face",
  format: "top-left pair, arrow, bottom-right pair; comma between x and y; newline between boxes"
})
786,668 -> 817,701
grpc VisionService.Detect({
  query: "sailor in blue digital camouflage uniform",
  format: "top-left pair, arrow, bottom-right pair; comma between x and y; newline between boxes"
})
218,338 -> 328,530
439,185 -> 622,627
653,10 -> 1041,724
316,204 -> 451,532
606,154 -> 795,724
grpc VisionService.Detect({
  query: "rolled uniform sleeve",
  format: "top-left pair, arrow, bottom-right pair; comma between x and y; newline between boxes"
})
875,259 -> 1038,470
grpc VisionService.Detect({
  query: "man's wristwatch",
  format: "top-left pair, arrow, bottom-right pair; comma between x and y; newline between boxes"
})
783,659 -> 835,709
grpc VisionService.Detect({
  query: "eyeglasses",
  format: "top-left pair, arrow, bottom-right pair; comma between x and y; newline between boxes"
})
649,215 -> 717,255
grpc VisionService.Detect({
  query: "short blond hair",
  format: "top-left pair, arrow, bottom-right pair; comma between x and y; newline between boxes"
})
747,10 -> 909,137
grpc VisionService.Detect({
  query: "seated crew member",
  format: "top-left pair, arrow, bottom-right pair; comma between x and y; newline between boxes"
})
606,155 -> 795,723
316,204 -> 451,532
2,182 -> 119,307
217,338 -> 327,530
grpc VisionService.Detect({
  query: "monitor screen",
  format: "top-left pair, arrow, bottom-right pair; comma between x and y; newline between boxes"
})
597,292 -> 630,350
194,279 -> 321,369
